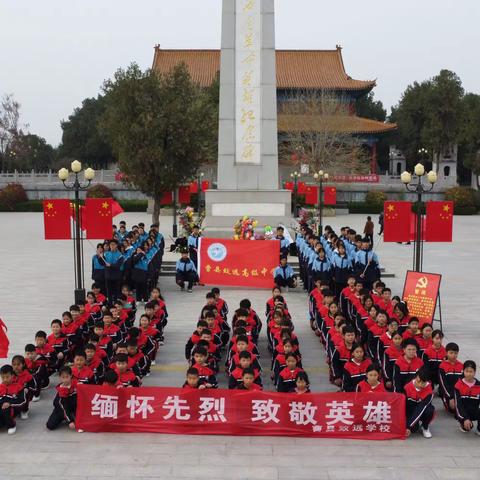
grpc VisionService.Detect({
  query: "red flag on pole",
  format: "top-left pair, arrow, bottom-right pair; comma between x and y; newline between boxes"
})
0,318 -> 9,358
425,201 -> 454,242
70,204 -> 87,231
284,182 -> 294,191
305,185 -> 318,204
409,212 -> 426,241
43,199 -> 72,240
160,192 -> 173,205
85,198 -> 113,239
324,187 -> 337,205
201,180 -> 210,192
111,200 -> 124,218
190,181 -> 198,194
297,182 -> 307,194
383,201 -> 412,242
178,186 -> 191,204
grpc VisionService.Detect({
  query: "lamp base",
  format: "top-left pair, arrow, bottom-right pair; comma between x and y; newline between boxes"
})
74,288 -> 86,305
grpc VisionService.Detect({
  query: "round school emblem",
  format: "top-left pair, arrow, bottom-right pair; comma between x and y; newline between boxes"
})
207,243 -> 227,262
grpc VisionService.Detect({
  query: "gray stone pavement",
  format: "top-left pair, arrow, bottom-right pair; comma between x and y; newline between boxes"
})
0,212 -> 479,479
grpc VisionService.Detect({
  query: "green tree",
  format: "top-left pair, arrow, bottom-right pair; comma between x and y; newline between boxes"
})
58,96 -> 115,169
100,63 -> 217,223
390,70 -> 464,168
356,91 -> 386,121
7,133 -> 55,171
459,93 -> 480,187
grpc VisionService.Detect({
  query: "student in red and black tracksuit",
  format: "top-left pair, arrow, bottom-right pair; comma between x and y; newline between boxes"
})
92,321 -> 114,361
34,330 -> 57,379
61,311 -> 83,360
382,332 -> 403,390
126,340 -> 150,379
84,343 -> 105,384
191,346 -> 218,389
182,368 -> 204,390
11,355 -> 37,419
110,354 -> 141,387
236,368 -> 263,391
393,339 -> 424,393
24,344 -> 47,400
404,367 -> 435,439
71,351 -> 95,384
421,330 -> 446,387
46,366 -> 78,431
438,342 -> 464,414
185,320 -> 209,362
331,325 -> 356,387
47,319 -> 69,370
229,351 -> 261,389
454,360 -> 480,434
277,354 -> 304,393
342,344 -> 372,392
212,287 -> 229,321
356,364 -> 386,393
0,365 -> 26,435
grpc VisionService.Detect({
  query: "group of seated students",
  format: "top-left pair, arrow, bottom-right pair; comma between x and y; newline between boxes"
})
308,273 -> 480,438
0,284 -> 168,434
182,287 -> 311,395
91,221 -> 165,304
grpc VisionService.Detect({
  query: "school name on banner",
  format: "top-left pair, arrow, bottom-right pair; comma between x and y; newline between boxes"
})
402,271 -> 442,325
76,386 -> 406,440
198,238 -> 279,289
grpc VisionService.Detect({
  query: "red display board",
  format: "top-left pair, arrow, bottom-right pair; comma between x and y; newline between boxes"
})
198,238 -> 279,289
402,271 -> 442,325
76,385 -> 406,440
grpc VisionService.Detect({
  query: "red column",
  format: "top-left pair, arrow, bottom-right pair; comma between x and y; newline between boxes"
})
371,143 -> 377,174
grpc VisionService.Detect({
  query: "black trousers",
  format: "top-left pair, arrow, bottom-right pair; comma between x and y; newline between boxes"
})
0,407 -> 15,429
176,271 -> 195,290
409,404 -> 435,432
46,397 -> 76,430
106,278 -> 121,305
274,276 -> 296,288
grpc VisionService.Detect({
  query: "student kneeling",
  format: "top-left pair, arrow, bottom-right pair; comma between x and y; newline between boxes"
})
405,367 -> 435,439
176,248 -> 197,293
274,257 -> 297,290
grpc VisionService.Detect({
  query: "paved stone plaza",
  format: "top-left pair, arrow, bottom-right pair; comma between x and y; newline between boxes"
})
0,212 -> 479,480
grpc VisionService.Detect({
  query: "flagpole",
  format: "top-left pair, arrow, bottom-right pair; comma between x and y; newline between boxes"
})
58,161 -> 95,304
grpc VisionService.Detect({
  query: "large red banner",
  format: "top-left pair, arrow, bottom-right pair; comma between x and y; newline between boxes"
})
402,271 -> 442,326
199,238 -> 279,289
76,385 -> 406,440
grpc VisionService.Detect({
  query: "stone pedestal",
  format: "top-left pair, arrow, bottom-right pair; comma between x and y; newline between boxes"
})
205,0 -> 290,235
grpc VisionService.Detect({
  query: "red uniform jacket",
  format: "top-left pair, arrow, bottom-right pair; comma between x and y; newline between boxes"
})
356,380 -> 386,393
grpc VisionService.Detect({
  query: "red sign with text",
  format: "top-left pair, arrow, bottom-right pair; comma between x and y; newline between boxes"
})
402,271 -> 442,326
76,385 -> 406,440
198,238 -> 279,289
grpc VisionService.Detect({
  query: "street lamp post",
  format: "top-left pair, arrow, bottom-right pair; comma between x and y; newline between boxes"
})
290,171 -> 301,216
197,172 -> 204,214
313,170 -> 329,237
58,160 -> 95,304
172,188 -> 178,238
401,162 -> 437,272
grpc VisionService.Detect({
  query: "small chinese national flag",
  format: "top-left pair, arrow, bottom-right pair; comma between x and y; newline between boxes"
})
189,181 -> 198,194
201,180 -> 210,192
111,200 -> 124,218
85,198 -> 113,240
425,201 -> 454,242
160,192 -> 173,205
324,187 -> 337,205
0,318 -> 9,358
383,201 -> 412,242
284,182 -> 294,191
43,199 -> 72,240
178,186 -> 191,204
305,185 -> 318,204
297,182 -> 307,194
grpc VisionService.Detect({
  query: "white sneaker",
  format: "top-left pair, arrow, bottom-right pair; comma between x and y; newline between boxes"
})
7,426 -> 16,435
77,429 -> 84,433
20,411 -> 29,420
151,360 -> 156,366
32,395 -> 40,402
421,427 -> 432,438
187,289 -> 193,293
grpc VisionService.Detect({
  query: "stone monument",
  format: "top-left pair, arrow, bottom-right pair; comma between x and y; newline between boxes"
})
205,0 -> 291,236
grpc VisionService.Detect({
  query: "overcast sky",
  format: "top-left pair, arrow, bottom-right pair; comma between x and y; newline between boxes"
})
1,0 -> 479,146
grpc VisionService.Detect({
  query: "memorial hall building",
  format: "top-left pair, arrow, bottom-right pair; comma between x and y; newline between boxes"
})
152,45 -> 396,174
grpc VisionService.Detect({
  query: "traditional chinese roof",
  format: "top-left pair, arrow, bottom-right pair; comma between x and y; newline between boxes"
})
152,46 -> 376,92
278,114 -> 397,135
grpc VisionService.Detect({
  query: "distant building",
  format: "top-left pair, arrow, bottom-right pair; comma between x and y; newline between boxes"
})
152,45 -> 396,174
